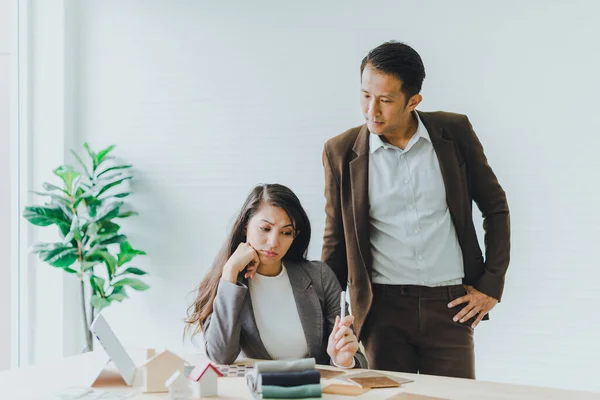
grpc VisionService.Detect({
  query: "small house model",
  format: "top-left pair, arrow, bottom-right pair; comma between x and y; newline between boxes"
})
142,349 -> 186,393
165,370 -> 191,400
188,361 -> 223,397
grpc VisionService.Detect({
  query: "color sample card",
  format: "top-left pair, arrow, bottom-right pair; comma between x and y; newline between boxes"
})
322,383 -> 370,396
349,376 -> 401,388
316,367 -> 346,379
338,371 -> 413,386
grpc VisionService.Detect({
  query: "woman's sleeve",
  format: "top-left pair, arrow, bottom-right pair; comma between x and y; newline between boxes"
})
203,279 -> 248,364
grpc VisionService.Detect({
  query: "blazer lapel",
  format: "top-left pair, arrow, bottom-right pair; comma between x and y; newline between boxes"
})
350,125 -> 372,274
239,278 -> 272,360
285,262 -> 323,359
418,111 -> 466,243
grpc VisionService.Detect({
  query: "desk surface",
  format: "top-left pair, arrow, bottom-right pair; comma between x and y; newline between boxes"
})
0,351 -> 598,400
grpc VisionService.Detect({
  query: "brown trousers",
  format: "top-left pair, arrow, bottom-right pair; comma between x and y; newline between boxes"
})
361,284 -> 476,379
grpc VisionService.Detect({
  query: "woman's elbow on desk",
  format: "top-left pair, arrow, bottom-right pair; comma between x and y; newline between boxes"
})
205,345 -> 238,365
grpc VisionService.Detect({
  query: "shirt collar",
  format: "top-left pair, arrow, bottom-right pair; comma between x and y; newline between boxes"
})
369,111 -> 430,154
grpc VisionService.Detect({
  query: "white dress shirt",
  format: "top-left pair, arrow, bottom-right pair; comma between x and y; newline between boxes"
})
248,263 -> 309,359
368,112 -> 464,286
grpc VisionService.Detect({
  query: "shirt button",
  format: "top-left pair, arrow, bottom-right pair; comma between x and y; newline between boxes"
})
414,229 -> 419,234
417,255 -> 423,260
404,179 -> 409,184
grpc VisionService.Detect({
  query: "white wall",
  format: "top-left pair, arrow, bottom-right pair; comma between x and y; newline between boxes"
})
26,0 -> 600,392
0,0 -> 14,371
15,0 -> 85,367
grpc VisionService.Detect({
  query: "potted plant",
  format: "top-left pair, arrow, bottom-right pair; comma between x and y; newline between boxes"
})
23,143 -> 149,352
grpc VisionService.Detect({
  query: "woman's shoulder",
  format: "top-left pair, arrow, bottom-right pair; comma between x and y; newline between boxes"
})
286,259 -> 337,283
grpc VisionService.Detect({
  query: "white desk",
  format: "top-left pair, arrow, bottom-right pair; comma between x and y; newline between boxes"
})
0,351 -> 598,400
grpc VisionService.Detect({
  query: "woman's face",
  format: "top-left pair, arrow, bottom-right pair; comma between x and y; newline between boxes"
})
246,203 -> 296,269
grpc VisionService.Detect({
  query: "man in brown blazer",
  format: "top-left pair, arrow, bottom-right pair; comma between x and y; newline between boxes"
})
321,41 -> 510,378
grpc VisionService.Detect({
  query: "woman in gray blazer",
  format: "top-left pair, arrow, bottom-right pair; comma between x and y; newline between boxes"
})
185,184 -> 367,368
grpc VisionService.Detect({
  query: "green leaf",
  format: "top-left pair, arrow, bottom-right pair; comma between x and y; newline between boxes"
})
62,228 -> 75,245
30,242 -> 55,253
84,222 -> 99,239
80,261 -> 96,272
95,172 -> 123,182
53,165 -> 81,193
89,202 -> 99,218
58,221 -> 72,238
112,277 -> 149,291
23,206 -> 71,232
90,295 -> 110,312
97,221 -> 120,235
96,145 -> 116,166
83,143 -> 98,170
85,250 -> 117,279
72,194 -> 89,209
71,149 -> 92,179
97,165 -> 132,178
107,292 -> 126,302
90,275 -> 106,296
117,241 -> 146,266
117,208 -> 139,219
112,192 -> 130,199
91,233 -> 127,247
101,234 -> 127,246
119,267 -> 147,276
83,197 -> 102,217
31,191 -> 71,205
107,285 -> 128,302
62,215 -> 82,245
70,175 -> 83,197
42,182 -> 70,196
28,191 -> 74,221
109,285 -> 128,297
94,201 -> 123,223
53,202 -> 75,231
97,177 -> 133,197
39,246 -> 78,268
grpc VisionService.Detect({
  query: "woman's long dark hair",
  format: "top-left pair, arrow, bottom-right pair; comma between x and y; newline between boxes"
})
184,183 -> 311,336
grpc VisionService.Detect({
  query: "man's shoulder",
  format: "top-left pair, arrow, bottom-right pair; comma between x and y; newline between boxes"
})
324,124 -> 365,153
419,110 -> 469,126
419,111 -> 471,131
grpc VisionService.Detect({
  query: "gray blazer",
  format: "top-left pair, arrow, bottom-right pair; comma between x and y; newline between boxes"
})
203,259 -> 368,368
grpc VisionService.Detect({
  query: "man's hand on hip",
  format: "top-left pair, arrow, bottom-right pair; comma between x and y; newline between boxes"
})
447,285 -> 498,329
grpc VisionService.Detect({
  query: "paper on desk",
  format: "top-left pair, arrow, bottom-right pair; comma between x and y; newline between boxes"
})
43,387 -> 135,400
41,387 -> 135,400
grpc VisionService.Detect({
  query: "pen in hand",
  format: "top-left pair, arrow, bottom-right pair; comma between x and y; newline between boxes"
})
340,291 -> 346,322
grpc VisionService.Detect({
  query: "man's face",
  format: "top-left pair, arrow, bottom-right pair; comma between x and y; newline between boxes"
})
360,65 -> 414,136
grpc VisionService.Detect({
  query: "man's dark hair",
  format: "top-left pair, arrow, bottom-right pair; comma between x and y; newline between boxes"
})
360,41 -> 426,101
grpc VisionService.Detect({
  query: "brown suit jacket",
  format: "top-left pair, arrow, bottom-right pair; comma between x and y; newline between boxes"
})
321,110 -> 510,339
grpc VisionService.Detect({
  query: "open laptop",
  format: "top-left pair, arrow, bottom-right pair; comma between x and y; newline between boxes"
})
89,313 -> 141,387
